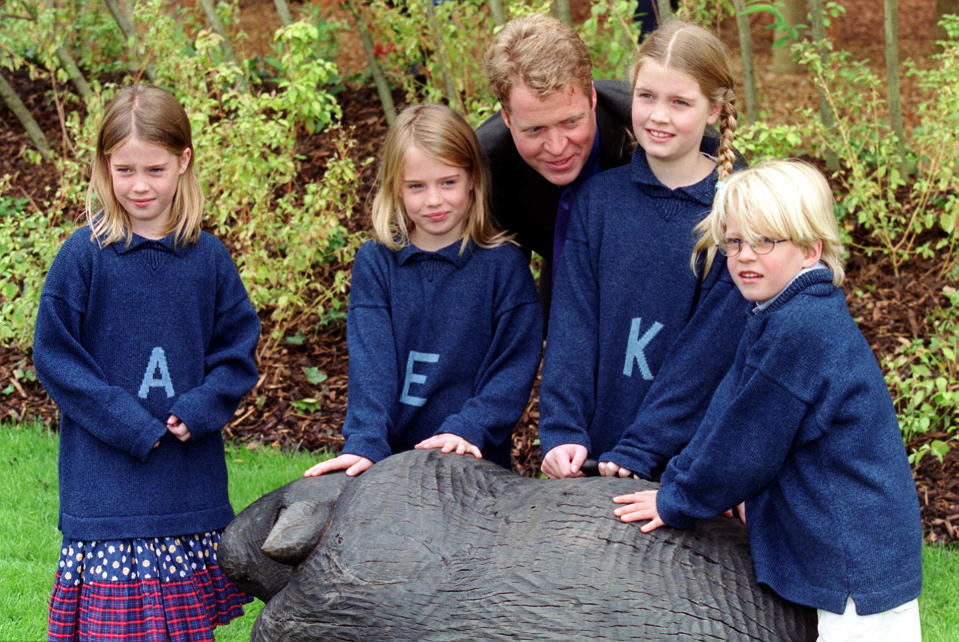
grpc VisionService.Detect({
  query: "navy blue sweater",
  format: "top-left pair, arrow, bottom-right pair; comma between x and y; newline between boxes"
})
539,146 -> 748,478
33,228 -> 260,540
657,268 -> 922,615
341,239 -> 542,468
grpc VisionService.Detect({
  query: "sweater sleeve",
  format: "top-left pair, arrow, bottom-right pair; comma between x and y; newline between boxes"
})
600,265 -> 748,479
33,240 -> 166,461
169,242 -> 259,440
538,194 -> 599,456
435,259 -> 543,452
339,244 -> 398,463
656,368 -> 807,529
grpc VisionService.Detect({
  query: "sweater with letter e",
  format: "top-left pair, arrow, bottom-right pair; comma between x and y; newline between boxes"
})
342,239 -> 542,468
656,268 -> 923,615
33,228 -> 260,541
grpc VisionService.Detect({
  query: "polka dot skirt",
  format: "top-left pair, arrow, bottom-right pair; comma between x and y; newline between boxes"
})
48,531 -> 251,641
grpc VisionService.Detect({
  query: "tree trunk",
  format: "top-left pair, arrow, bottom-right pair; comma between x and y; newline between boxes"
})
56,46 -> 94,102
488,0 -> 505,26
0,70 -> 53,160
772,0 -> 804,74
423,0 -> 465,114
885,0 -> 907,176
657,0 -> 673,22
553,0 -> 571,26
342,0 -> 396,125
198,0 -> 241,68
732,0 -> 757,124
808,0 -> 838,170
274,0 -> 293,27
101,0 -> 157,82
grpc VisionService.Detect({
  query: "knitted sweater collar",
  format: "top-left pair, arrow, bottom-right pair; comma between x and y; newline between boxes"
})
629,136 -> 721,207
751,264 -> 834,316
111,232 -> 189,257
396,238 -> 477,268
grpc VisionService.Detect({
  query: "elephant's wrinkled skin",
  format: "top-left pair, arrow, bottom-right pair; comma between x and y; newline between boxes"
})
220,449 -> 816,640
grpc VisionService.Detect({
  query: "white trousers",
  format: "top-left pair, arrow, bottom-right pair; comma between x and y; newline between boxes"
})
817,596 -> 921,642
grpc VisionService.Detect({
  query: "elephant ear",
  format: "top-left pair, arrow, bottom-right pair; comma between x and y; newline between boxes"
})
262,498 -> 332,563
220,473 -> 351,602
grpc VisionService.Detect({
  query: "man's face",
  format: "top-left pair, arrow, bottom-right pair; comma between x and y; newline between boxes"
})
501,80 -> 598,186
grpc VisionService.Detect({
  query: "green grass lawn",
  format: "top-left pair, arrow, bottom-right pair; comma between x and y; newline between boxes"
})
2,420 -> 957,641
0,420 -> 322,641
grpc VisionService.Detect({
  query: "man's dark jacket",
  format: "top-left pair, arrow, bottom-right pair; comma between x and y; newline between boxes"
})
475,79 -> 634,302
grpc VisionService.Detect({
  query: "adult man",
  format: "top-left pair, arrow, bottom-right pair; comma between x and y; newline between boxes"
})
476,14 -> 634,304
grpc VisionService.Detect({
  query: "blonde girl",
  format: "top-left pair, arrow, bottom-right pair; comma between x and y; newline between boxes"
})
539,21 -> 749,482
305,104 -> 542,478
35,84 -> 260,640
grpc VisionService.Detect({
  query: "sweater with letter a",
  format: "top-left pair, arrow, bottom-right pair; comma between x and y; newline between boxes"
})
33,228 -> 260,540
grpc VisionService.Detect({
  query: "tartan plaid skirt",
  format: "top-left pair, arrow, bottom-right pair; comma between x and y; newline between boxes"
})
47,530 -> 251,641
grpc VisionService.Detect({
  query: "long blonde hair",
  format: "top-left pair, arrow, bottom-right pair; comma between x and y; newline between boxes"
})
630,20 -> 738,180
692,159 -> 845,285
370,103 -> 508,252
86,84 -> 203,247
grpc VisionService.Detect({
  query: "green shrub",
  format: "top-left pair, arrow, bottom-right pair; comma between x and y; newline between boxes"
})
798,18 -> 959,277
0,190 -> 71,350
1,0 -> 361,355
883,286 -> 959,464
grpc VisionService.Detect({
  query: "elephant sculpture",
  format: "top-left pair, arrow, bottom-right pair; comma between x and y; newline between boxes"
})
220,449 -> 816,640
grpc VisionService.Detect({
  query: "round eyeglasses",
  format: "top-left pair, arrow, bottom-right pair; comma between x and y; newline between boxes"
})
717,237 -> 790,257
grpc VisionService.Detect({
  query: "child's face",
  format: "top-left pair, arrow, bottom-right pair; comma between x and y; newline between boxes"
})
631,60 -> 721,171
724,217 -> 822,303
109,135 -> 190,239
401,145 -> 472,252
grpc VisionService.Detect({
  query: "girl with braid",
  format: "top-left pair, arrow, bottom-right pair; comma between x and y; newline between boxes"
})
539,21 -> 748,481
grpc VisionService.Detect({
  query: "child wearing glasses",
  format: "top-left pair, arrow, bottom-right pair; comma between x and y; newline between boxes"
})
613,159 -> 922,641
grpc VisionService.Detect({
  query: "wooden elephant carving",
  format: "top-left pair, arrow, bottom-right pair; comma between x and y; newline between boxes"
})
220,449 -> 816,640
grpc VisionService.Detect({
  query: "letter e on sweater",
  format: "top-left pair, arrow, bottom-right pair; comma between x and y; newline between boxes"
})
400,351 -> 440,407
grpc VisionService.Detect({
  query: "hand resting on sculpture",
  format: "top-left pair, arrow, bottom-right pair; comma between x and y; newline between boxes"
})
304,453 -> 373,478
414,432 -> 481,458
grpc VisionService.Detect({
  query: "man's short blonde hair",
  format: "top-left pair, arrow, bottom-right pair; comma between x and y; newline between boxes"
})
693,159 -> 845,285
484,14 -> 593,112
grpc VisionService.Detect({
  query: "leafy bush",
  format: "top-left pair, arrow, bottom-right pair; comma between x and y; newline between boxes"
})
883,286 -> 959,464
797,18 -> 959,277
0,0 -> 361,356
580,0 -> 642,82
0,190 -> 71,350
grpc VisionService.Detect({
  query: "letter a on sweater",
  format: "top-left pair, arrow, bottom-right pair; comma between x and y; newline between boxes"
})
138,346 -> 175,399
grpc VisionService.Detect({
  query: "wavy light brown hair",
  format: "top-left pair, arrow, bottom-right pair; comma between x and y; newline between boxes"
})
484,14 -> 594,113
630,20 -> 738,180
86,84 -> 203,247
370,103 -> 508,253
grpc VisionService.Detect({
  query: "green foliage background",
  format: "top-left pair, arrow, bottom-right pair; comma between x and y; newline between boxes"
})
2,0 -> 959,458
